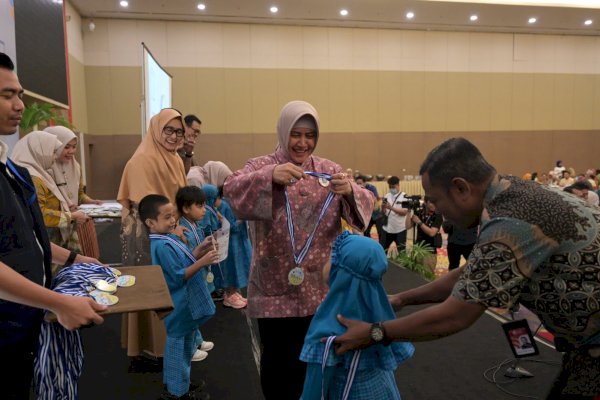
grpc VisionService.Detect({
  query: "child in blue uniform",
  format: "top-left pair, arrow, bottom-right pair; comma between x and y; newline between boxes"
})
176,186 -> 217,361
216,186 -> 251,309
139,194 -> 219,400
198,184 -> 224,302
300,232 -> 414,400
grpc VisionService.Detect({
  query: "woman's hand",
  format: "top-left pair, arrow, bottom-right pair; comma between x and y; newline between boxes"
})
330,173 -> 352,196
273,163 -> 307,186
71,211 -> 91,224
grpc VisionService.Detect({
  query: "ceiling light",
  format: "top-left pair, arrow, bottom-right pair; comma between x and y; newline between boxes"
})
418,0 -> 600,9
406,11 -> 415,19
528,17 -> 537,23
52,0 -> 63,4
119,0 -> 128,7
584,19 -> 593,25
197,3 -> 206,10
340,9 -> 349,16
270,6 -> 278,13
470,14 -> 478,21
88,20 -> 96,31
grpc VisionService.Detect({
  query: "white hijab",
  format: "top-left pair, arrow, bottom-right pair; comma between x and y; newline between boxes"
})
44,126 -> 80,207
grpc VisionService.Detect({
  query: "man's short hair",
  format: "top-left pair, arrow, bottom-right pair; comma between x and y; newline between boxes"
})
139,194 -> 170,226
0,53 -> 15,71
387,176 -> 400,185
571,181 -> 591,191
184,114 -> 202,128
419,137 -> 496,189
176,186 -> 205,214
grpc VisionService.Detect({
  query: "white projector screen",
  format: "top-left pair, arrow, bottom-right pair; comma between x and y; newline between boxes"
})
142,43 -> 172,134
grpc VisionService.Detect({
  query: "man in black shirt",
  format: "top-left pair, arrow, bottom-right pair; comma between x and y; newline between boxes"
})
0,52 -> 106,399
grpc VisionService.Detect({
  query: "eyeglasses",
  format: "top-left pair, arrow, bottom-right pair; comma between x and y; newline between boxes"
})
163,126 -> 185,137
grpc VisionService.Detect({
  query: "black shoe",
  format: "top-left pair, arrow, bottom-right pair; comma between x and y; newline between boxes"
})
189,379 -> 206,392
159,390 -> 210,400
211,289 -> 224,302
128,355 -> 163,373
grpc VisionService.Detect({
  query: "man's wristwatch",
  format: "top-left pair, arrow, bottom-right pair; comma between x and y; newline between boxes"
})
370,322 -> 389,345
185,152 -> 194,158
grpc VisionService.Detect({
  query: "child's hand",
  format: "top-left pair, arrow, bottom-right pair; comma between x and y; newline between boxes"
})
173,225 -> 189,244
198,249 -> 219,267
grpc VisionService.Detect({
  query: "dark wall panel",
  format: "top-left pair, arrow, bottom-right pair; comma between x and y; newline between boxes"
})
15,0 -> 68,105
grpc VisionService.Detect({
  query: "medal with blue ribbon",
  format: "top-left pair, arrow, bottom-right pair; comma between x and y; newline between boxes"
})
149,233 -> 196,264
305,171 -> 332,187
284,188 -> 335,285
179,217 -> 214,283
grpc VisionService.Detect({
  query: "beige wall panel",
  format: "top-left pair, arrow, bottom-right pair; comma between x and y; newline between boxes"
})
250,69 -> 278,134
328,28 -> 353,70
572,75 -> 594,130
302,27 -> 330,70
552,74 -> 575,130
489,74 -> 512,131
594,76 -> 600,128
350,133 -> 384,174
468,74 -> 492,131
251,134 -> 278,162
109,67 -> 142,134
400,72 -> 425,131
423,72 -> 447,132
401,31 -> 426,71
377,72 -> 403,132
446,73 -> 469,131
532,74 -> 554,130
328,71 -> 354,132
195,69 -> 227,134
352,71 -> 378,133
468,33 -> 493,73
447,32 -> 470,72
171,67 -> 199,115
302,70 -> 330,131
276,70 -> 304,109
68,55 -> 88,133
85,67 -> 113,135
316,132 -> 354,171
424,31 -> 447,72
352,29 -> 379,71
223,69 -> 252,133
511,74 -> 534,130
223,24 -> 251,68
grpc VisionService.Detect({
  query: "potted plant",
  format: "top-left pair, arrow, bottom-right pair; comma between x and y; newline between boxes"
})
395,241 -> 436,280
19,102 -> 71,132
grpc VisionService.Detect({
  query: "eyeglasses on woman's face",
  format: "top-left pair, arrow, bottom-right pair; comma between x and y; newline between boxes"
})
163,126 -> 185,138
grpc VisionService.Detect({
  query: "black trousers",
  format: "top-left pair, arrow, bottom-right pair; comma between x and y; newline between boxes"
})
382,230 -> 407,252
1,330 -> 40,399
447,242 -> 475,270
257,316 -> 313,400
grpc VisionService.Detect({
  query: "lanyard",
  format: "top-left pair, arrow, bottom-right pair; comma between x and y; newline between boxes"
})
180,217 -> 202,247
305,171 -> 332,181
149,234 -> 196,264
6,159 -> 37,206
322,336 -> 361,400
284,189 -> 335,267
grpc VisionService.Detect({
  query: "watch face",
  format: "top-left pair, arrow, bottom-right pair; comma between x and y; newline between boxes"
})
371,325 -> 384,342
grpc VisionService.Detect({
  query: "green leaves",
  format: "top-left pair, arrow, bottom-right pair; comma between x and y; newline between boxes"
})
395,241 -> 436,280
20,102 -> 72,131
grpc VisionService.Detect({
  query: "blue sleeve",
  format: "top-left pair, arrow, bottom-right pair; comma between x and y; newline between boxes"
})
153,244 -> 187,290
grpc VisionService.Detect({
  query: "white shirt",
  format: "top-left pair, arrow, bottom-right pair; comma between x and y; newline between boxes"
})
383,191 -> 407,234
587,190 -> 599,207
0,140 -> 8,163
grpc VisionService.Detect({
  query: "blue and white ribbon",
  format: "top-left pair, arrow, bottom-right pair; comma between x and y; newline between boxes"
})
305,171 -> 332,181
284,189 -> 335,267
7,159 -> 37,206
149,234 -> 196,264
180,217 -> 203,247
322,336 -> 361,400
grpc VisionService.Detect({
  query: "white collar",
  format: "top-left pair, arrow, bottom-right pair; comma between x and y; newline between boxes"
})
0,140 -> 8,164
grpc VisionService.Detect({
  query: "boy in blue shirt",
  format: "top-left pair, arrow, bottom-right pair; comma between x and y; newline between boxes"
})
176,186 -> 217,361
139,194 -> 219,400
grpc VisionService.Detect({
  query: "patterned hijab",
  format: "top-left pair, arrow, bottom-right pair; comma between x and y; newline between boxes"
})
275,100 -> 319,167
117,108 -> 186,217
301,232 -> 414,371
11,131 -> 67,211
44,126 -> 80,207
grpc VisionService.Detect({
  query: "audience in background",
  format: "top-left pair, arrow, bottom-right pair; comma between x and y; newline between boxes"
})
380,175 -> 409,252
559,170 -> 575,187
179,114 -> 202,174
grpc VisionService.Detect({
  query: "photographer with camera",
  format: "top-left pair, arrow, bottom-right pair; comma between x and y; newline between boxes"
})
380,176 -> 409,252
405,197 -> 443,255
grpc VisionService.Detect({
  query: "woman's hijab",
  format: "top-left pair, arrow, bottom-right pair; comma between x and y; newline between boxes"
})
117,108 -> 186,216
275,100 -> 320,167
187,161 -> 233,188
11,130 -> 68,211
44,126 -> 80,207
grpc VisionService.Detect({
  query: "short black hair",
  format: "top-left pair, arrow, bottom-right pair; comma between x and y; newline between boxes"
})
387,176 -> 399,185
139,194 -> 170,227
419,138 -> 496,190
176,186 -> 205,214
184,114 -> 202,128
571,181 -> 591,191
355,175 -> 365,183
0,53 -> 15,71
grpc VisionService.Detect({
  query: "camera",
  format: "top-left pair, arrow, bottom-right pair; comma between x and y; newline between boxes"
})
401,195 -> 423,213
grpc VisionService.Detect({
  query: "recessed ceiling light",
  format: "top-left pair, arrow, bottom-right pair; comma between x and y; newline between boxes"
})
340,9 -> 349,16
52,0 -> 63,4
270,6 -> 278,13
119,0 -> 128,7
197,3 -> 206,10
406,11 -> 415,19
584,19 -> 593,25
528,17 -> 537,23
470,14 -> 478,21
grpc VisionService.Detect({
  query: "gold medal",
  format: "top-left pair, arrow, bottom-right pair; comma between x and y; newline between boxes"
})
90,290 -> 119,306
288,267 -> 305,286
95,280 -> 117,294
110,267 -> 122,276
116,275 -> 136,287
206,271 -> 215,283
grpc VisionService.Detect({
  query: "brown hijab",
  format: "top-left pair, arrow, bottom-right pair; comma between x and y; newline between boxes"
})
117,108 -> 186,217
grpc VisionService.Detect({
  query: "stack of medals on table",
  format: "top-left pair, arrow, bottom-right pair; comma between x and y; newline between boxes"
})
88,267 -> 136,306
